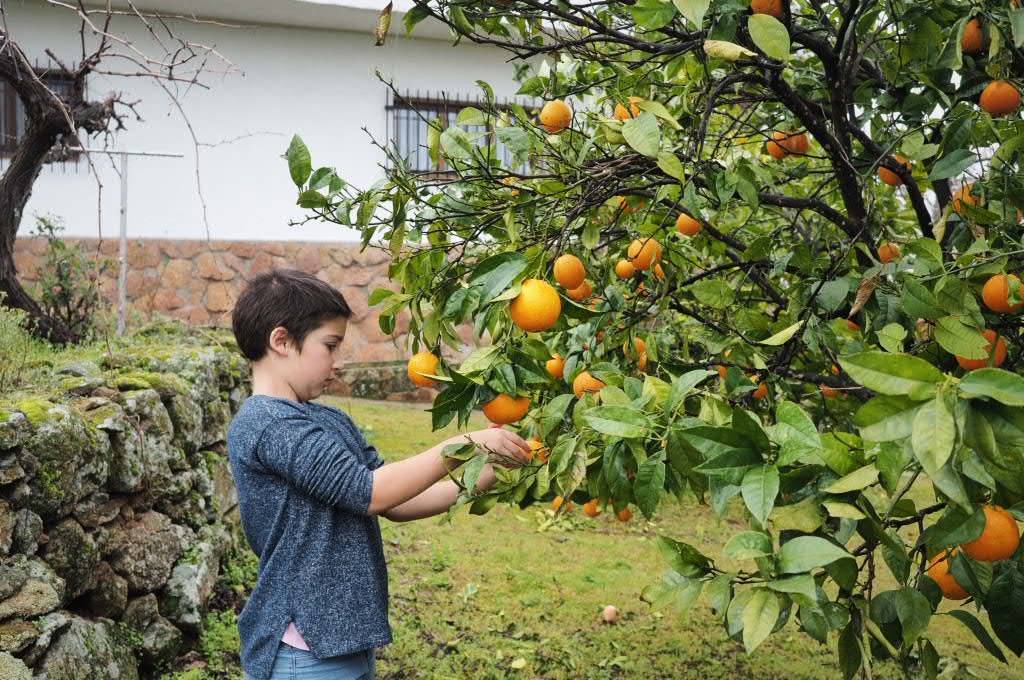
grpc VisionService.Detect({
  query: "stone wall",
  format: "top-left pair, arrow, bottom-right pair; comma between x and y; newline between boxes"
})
0,332 -> 248,678
12,236 -> 450,366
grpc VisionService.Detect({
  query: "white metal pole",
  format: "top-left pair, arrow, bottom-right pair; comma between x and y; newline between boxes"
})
117,152 -> 128,336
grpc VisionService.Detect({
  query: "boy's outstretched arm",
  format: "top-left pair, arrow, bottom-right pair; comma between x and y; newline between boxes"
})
367,428 -> 529,517
380,466 -> 496,522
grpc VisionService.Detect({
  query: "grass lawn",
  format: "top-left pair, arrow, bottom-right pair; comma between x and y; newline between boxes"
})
324,397 -> 1022,680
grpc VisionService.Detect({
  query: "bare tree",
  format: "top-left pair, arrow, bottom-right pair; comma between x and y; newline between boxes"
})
0,1 -> 232,343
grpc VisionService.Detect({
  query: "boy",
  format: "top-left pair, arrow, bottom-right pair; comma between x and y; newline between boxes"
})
228,268 -> 531,679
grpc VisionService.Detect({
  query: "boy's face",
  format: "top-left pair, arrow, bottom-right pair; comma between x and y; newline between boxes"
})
277,316 -> 348,402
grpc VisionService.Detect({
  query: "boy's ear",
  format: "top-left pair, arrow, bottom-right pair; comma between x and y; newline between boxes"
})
267,326 -> 293,357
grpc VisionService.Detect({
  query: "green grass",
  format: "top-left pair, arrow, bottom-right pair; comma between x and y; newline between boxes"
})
168,397 -> 1022,679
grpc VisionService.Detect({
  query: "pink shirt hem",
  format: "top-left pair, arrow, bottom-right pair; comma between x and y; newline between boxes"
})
282,621 -> 311,650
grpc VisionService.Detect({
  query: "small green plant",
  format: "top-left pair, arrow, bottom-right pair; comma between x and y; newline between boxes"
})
30,214 -> 114,344
0,294 -> 52,391
199,609 -> 241,676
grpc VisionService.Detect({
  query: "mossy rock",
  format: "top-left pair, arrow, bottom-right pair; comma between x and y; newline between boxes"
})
108,371 -> 190,400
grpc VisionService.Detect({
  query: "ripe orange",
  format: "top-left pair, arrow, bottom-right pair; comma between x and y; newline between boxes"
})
617,508 -> 633,522
626,337 -> 648,372
567,280 -> 593,302
750,0 -> 784,17
573,370 -> 606,399
613,96 -> 642,121
952,183 -> 978,216
768,131 -> 808,158
553,254 -> 586,289
482,394 -> 531,425
676,213 -> 702,236
526,438 -> 549,463
962,18 -> 984,54
956,329 -> 1007,370
716,364 -> 728,378
539,99 -> 573,133
962,505 -> 1021,561
878,242 -> 901,264
551,495 -> 574,512
846,319 -> 861,332
982,274 -> 1024,314
615,259 -> 636,279
878,155 -> 911,186
927,550 -> 970,600
583,499 -> 602,517
980,80 -> 1021,117
653,263 -> 665,280
831,363 -> 841,376
820,384 -> 840,399
546,354 -> 565,380
750,376 -> 769,400
510,278 -> 562,332
407,351 -> 440,387
627,237 -> 662,270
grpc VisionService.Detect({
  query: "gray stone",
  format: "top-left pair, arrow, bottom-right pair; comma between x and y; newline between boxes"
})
35,616 -> 140,680
159,524 -> 227,634
86,561 -> 128,620
72,492 -> 124,528
122,594 -> 159,631
0,618 -> 37,653
0,560 -> 28,601
19,610 -> 71,667
0,651 -> 31,680
0,454 -> 25,485
120,390 -> 188,498
105,511 -> 193,593
0,410 -> 29,451
202,397 -> 231,447
11,509 -> 43,555
16,403 -> 111,522
139,615 -> 182,670
59,375 -> 105,397
0,501 -> 15,555
56,361 -> 102,378
207,452 -> 238,519
0,557 -> 64,621
42,519 -> 100,600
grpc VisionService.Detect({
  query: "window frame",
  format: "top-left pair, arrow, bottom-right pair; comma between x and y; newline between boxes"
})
0,68 -> 83,160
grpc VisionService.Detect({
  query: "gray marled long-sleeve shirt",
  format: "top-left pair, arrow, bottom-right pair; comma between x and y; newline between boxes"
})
227,395 -> 392,680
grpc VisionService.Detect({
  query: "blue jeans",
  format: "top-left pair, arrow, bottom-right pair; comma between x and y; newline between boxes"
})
255,642 -> 376,679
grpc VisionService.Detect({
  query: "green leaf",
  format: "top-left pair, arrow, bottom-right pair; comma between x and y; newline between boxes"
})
984,564 -> 1024,656
724,531 -> 773,560
766,575 -> 817,603
758,320 -> 803,346
458,345 -> 500,376
839,352 -> 942,399
823,464 -> 879,494
742,589 -> 780,653
1012,8 -> 1024,48
440,126 -> 475,160
691,279 -> 735,309
629,0 -> 677,30
928,148 -> 975,181
641,569 -> 704,615
902,279 -> 942,320
855,396 -> 922,442
778,536 -> 851,573
895,588 -> 932,646
741,465 -> 779,526
635,457 -> 666,517
656,536 -> 713,577
666,370 -> 714,414
584,405 -> 651,438
933,316 -> 988,360
657,151 -> 686,182
822,501 -> 866,519
960,368 -> 1024,406
912,397 -> 955,476
622,111 -> 661,158
774,401 -> 822,465
877,323 -> 907,353
468,252 -> 528,302
297,190 -> 329,209
748,14 -> 790,61
286,135 -> 312,187
943,610 -> 1008,664
636,100 -> 683,130
671,0 -> 710,28
771,496 -> 825,534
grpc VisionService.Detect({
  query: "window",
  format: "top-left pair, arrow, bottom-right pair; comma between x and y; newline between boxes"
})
0,70 -> 81,158
386,90 -> 531,176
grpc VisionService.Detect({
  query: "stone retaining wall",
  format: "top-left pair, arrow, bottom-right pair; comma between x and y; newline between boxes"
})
0,332 -> 249,678
12,236 -> 468,367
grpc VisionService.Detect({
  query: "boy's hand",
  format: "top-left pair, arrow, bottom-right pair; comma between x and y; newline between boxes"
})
454,425 -> 532,469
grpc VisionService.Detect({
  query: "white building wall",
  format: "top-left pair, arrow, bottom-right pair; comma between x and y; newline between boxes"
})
5,1 -> 527,242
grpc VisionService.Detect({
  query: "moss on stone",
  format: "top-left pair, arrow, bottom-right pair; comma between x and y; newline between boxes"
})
111,370 -> 190,398
13,397 -> 56,424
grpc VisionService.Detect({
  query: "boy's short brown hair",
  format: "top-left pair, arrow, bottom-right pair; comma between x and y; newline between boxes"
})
231,268 -> 351,361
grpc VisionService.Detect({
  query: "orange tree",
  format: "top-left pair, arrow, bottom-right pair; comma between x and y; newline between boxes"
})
288,0 -> 1024,675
